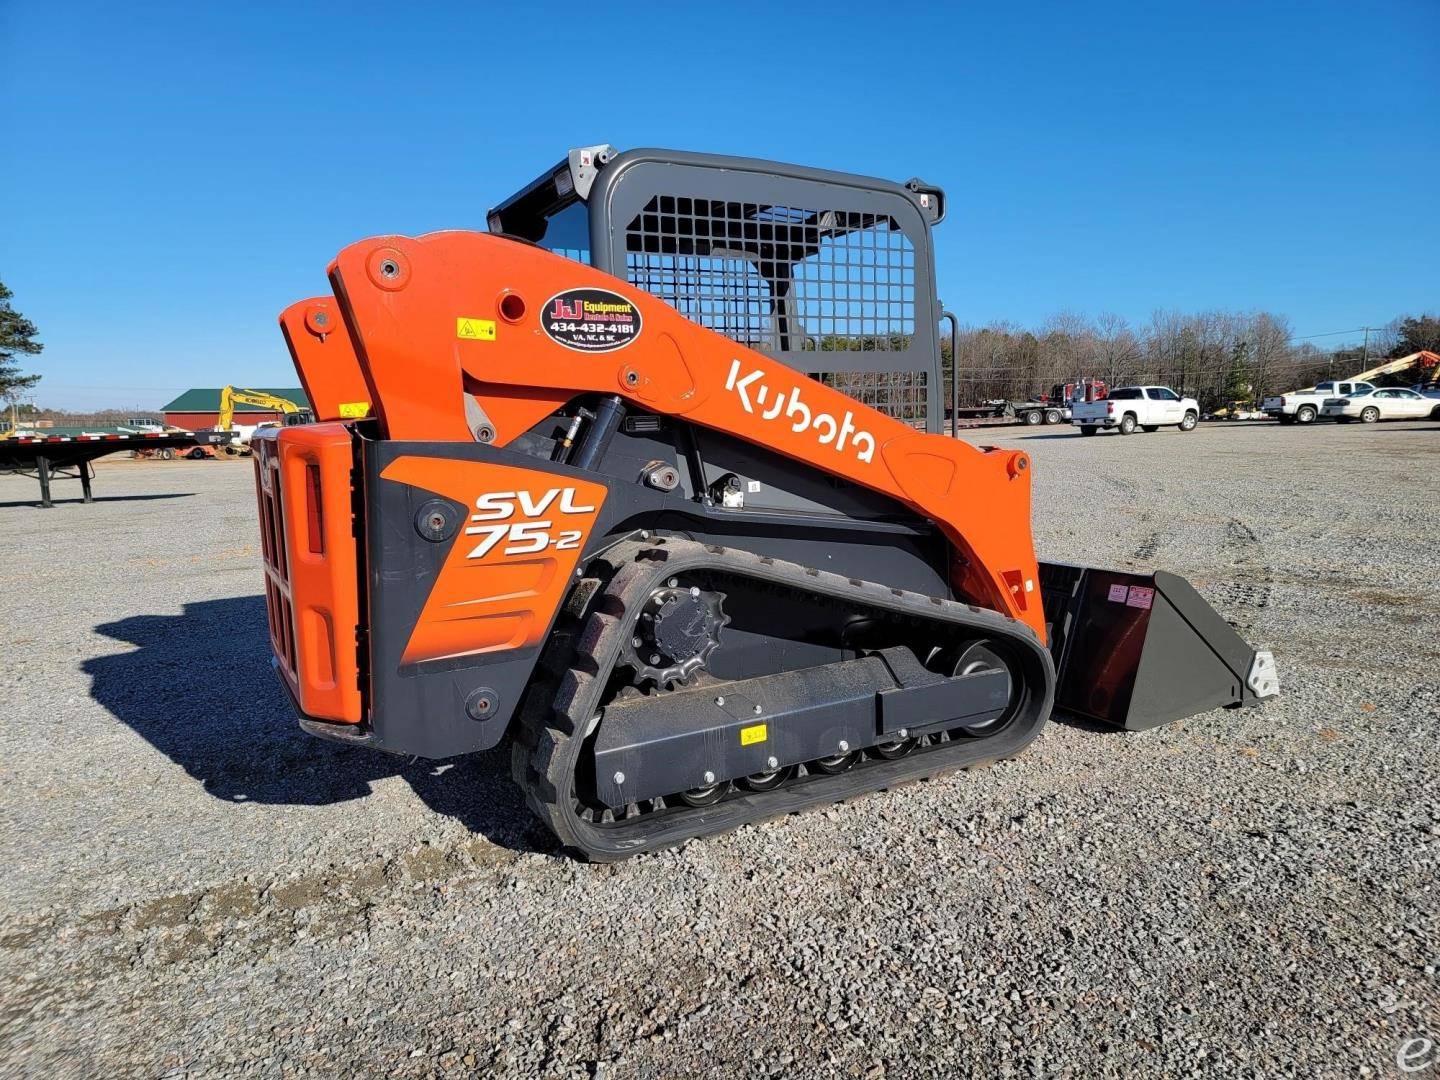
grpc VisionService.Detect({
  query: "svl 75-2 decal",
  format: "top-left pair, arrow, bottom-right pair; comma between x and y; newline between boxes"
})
465,487 -> 597,559
379,457 -> 608,666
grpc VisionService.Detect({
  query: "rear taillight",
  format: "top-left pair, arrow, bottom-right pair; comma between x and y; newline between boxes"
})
1280,397 -> 1287,405
1107,402 -> 1115,415
305,463 -> 324,554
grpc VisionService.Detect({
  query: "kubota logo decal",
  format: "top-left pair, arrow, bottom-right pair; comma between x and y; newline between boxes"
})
466,487 -> 597,559
725,359 -> 877,463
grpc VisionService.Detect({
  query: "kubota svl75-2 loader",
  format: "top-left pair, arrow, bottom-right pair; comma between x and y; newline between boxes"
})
256,146 -> 1278,859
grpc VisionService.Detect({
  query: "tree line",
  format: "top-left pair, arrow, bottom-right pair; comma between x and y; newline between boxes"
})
942,311 -> 1440,413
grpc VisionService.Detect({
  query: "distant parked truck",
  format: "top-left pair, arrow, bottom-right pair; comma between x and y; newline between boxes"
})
1011,377 -> 1109,426
1261,380 -> 1375,425
1072,386 -> 1199,435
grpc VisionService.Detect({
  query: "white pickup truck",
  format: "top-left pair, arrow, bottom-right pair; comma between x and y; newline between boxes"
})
1261,380 -> 1375,425
1072,386 -> 1200,436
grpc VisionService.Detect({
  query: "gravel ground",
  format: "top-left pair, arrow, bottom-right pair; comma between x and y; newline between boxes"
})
2,421 -> 1437,1078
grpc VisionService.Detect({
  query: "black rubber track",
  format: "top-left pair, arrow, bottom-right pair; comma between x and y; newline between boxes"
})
511,538 -> 1057,861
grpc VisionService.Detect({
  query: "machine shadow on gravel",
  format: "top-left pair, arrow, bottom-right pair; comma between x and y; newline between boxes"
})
0,492 -> 196,510
84,595 -> 555,855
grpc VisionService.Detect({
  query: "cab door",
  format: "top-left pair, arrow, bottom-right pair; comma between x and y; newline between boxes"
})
1149,388 -> 1182,424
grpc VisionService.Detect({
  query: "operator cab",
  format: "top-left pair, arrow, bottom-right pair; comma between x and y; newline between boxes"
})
487,145 -> 949,433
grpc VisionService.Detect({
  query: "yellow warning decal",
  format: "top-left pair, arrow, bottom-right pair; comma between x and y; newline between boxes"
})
740,723 -> 768,746
456,317 -> 497,341
337,401 -> 371,419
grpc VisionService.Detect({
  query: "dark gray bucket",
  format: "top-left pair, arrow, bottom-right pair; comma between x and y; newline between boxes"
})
1039,562 -> 1279,731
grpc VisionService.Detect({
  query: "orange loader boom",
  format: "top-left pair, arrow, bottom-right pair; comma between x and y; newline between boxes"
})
326,231 -> 1045,639
278,296 -> 372,423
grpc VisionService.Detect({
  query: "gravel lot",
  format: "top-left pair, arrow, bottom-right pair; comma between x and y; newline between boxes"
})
2,420 -> 1437,1078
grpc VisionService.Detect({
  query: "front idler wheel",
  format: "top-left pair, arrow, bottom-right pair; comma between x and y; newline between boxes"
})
929,639 -> 1023,736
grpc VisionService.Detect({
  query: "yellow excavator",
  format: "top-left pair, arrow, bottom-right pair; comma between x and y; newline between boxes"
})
210,387 -> 313,455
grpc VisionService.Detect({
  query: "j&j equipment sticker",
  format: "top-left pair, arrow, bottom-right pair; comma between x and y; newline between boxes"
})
542,288 -> 641,353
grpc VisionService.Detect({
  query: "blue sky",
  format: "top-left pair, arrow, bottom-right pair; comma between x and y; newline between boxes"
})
3,0 -> 1437,410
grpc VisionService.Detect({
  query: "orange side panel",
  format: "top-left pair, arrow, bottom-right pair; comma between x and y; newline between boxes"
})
327,232 -> 1046,641
279,297 -> 373,422
379,457 -> 607,666
273,423 -> 364,722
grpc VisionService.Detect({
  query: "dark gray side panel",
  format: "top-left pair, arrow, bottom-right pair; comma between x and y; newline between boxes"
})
357,436 -> 950,759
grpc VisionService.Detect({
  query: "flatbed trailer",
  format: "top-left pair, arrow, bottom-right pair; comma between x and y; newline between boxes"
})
1008,400 -> 1069,427
0,432 -> 203,507
945,401 -> 1066,431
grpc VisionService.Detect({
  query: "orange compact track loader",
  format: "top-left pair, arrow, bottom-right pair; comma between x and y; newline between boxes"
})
255,146 -> 1278,859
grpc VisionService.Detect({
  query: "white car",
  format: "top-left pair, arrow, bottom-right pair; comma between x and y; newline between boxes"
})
1071,386 -> 1200,435
1261,380 -> 1375,424
1320,387 -> 1440,423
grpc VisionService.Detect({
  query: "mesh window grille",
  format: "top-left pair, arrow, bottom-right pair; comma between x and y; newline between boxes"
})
791,219 -> 916,352
814,370 -> 929,423
623,198 -> 917,354
626,250 -> 775,350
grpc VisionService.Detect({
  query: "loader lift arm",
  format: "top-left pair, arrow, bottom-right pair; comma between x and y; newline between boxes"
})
328,231 -> 1045,637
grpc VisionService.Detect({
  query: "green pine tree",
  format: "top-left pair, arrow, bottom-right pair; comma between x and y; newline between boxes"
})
1225,339 -> 1252,405
0,279 -> 44,405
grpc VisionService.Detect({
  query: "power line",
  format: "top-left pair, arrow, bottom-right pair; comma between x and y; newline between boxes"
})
1291,326 -> 1385,342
